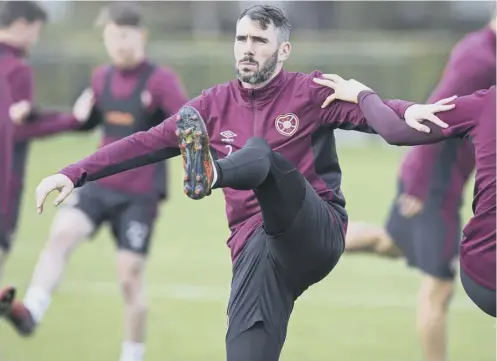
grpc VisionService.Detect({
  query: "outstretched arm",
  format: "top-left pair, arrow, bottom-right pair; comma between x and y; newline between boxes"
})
35,114 -> 182,214
313,74 -> 467,145
35,94 -> 207,214
13,86 -> 99,141
9,64 -> 82,141
357,89 -> 481,146
60,112 -> 181,187
13,111 -> 81,142
357,91 -> 448,145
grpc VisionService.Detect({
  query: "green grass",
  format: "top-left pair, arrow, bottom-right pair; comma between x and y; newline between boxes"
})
0,134 -> 494,361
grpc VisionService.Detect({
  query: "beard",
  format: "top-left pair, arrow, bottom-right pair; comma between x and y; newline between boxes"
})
236,49 -> 279,85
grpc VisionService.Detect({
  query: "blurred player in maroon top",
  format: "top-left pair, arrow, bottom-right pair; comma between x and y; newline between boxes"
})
341,19 -> 496,361
0,6 -> 452,360
316,74 -> 495,319
0,1 -> 47,279
0,1 -> 95,282
0,4 -> 188,361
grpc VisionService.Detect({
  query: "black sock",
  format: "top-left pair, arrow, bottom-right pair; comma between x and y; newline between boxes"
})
213,137 -> 271,190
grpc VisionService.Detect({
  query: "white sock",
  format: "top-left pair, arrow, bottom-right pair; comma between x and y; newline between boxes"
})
23,286 -> 51,323
119,342 -> 145,361
211,160 -> 218,187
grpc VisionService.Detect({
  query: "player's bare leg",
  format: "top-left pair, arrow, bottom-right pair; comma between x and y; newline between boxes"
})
417,274 -> 453,361
345,221 -> 403,258
116,250 -> 148,361
0,207 -> 93,336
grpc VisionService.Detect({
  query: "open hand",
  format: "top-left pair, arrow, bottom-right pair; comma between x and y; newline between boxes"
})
397,193 -> 424,218
9,100 -> 32,124
404,96 -> 456,133
35,174 -> 74,214
73,88 -> 95,123
313,74 -> 372,108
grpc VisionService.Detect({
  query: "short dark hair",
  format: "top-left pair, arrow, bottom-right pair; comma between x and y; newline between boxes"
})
95,2 -> 143,27
0,1 -> 47,28
238,5 -> 291,42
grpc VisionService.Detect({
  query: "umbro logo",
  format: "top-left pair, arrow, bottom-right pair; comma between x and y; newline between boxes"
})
221,130 -> 237,143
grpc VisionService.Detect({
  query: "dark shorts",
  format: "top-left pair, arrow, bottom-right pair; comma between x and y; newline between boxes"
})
63,182 -> 158,255
0,185 -> 23,252
460,265 -> 496,317
385,180 -> 461,280
0,216 -> 11,252
226,181 -> 345,360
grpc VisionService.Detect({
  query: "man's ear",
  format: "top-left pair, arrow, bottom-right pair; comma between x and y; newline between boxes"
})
141,27 -> 149,42
279,41 -> 291,62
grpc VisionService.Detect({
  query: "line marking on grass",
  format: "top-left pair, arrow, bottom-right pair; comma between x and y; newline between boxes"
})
7,279 -> 481,312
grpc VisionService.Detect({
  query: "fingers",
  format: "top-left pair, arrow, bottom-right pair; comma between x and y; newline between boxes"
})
397,194 -> 423,218
313,73 -> 346,87
313,77 -> 336,89
432,101 -> 454,114
434,103 -> 455,112
406,119 -> 431,133
80,88 -> 94,98
9,100 -> 31,124
321,74 -> 344,83
425,113 -> 448,129
73,89 -> 96,122
35,175 -> 74,214
399,201 -> 413,218
75,89 -> 95,107
404,203 -> 421,218
313,74 -> 365,107
54,187 -> 71,207
313,77 -> 338,108
426,96 -> 456,129
435,95 -> 457,105
35,183 -> 52,214
81,89 -> 95,104
321,94 -> 337,108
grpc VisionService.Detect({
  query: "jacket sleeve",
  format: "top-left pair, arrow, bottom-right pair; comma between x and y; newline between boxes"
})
13,112 -> 80,141
356,90 -> 479,145
60,95 -> 206,187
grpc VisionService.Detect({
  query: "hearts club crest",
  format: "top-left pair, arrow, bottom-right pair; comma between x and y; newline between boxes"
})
275,113 -> 299,136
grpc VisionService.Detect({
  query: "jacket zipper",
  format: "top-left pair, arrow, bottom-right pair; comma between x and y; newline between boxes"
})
250,90 -> 257,137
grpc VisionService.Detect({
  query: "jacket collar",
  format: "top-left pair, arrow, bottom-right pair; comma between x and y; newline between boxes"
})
236,68 -> 286,104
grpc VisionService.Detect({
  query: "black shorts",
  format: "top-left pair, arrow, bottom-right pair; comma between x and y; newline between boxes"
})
62,182 -> 158,255
0,216 -> 11,252
226,181 -> 345,359
385,180 -> 461,279
0,185 -> 23,252
460,265 -> 496,317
